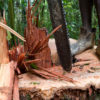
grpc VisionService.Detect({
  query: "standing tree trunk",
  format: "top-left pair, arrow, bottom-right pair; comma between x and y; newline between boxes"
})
47,0 -> 72,71
8,0 -> 15,46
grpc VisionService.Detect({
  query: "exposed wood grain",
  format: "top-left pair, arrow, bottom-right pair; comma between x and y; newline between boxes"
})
0,62 -> 16,100
0,20 -> 9,64
0,22 -> 25,42
13,75 -> 19,100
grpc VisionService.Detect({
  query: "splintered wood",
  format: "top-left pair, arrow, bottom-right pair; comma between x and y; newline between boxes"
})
24,27 -> 52,68
24,0 -> 51,68
21,0 -> 74,83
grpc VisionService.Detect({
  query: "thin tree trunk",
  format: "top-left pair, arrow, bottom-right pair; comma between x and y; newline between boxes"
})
47,0 -> 72,71
8,0 -> 15,46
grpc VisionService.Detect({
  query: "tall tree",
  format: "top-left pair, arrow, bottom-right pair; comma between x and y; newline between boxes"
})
8,0 -> 15,45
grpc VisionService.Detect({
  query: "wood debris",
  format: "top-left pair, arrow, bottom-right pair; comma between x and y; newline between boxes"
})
19,0 -> 74,82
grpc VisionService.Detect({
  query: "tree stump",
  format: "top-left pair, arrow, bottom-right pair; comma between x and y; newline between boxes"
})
0,19 -> 18,100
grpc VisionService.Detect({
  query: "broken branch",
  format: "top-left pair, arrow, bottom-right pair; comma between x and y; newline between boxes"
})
0,22 -> 25,42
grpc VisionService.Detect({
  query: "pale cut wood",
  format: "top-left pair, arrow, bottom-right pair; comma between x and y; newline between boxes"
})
0,22 -> 25,42
48,38 -> 77,65
0,21 -> 9,64
13,75 -> 20,100
0,62 -> 16,100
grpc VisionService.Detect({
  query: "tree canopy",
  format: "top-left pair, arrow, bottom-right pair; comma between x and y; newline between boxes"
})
0,0 -> 99,45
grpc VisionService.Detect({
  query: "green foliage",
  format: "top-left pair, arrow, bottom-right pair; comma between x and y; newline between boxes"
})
26,94 -> 31,100
34,0 -> 52,33
7,31 -> 12,41
30,81 -> 40,85
0,0 -> 8,15
63,0 -> 81,39
7,0 -> 15,45
92,7 -> 99,42
8,0 -> 15,29
30,63 -> 38,69
1,0 -> 99,44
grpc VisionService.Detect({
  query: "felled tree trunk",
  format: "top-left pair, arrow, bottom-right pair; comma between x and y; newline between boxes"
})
47,0 -> 72,71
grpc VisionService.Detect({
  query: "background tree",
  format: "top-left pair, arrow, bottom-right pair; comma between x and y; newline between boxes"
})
0,0 -> 99,45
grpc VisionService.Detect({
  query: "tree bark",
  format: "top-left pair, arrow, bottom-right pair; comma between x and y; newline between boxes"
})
8,0 -> 15,46
47,0 -> 72,71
